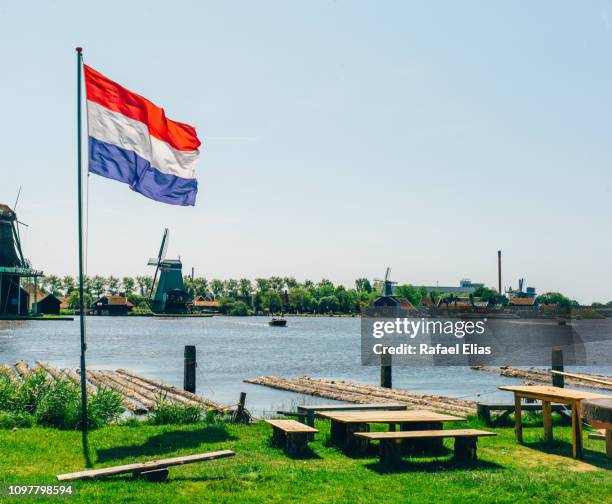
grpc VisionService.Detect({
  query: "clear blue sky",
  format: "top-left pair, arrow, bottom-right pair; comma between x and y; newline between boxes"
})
1,1 -> 611,303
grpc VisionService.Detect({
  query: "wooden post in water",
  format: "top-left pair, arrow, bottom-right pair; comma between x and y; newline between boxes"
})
184,345 -> 197,393
380,352 -> 392,389
552,347 -> 564,388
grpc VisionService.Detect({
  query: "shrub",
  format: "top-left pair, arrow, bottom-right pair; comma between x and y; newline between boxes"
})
0,370 -> 124,429
88,385 -> 124,428
149,399 -> 205,425
0,411 -> 34,429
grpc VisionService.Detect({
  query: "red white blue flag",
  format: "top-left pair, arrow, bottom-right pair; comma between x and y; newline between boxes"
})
84,65 -> 201,206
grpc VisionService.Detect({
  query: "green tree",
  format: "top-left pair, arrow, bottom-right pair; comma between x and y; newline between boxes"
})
262,290 -> 282,313
473,286 -> 498,303
193,277 -> 210,298
269,276 -> 285,292
107,276 -> 121,295
66,289 -> 92,309
537,292 -> 571,307
283,277 -> 299,289
317,279 -> 335,298
44,275 -> 63,296
91,275 -> 106,299
336,287 -> 358,313
238,278 -> 253,299
255,278 -> 270,292
209,279 -> 224,299
394,284 -> 423,306
224,279 -> 239,298
134,276 -> 153,297
288,287 -> 313,312
355,278 -> 372,293
229,301 -> 249,316
318,295 -> 339,313
61,276 -> 76,296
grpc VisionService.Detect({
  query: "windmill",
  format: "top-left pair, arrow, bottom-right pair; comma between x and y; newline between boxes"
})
374,267 -> 397,297
372,267 -> 402,309
0,203 -> 43,316
147,229 -> 190,313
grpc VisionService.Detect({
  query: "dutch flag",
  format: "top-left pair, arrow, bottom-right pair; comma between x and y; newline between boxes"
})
84,65 -> 201,206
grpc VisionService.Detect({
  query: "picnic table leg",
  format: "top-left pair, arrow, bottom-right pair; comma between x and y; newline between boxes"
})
605,429 -> 612,458
454,437 -> 477,464
400,421 -> 443,455
380,439 -> 401,466
514,394 -> 523,443
306,411 -> 315,427
286,432 -> 308,455
542,400 -> 553,442
571,401 -> 583,459
330,420 -> 346,446
346,422 -> 369,451
271,426 -> 285,448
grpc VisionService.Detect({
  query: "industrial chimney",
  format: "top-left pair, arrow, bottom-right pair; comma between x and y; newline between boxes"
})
497,250 -> 502,295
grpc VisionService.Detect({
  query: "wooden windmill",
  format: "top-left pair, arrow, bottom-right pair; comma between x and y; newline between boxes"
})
0,204 -> 43,316
147,229 -> 190,314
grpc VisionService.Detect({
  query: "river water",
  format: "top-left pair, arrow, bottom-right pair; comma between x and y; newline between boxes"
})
1,316 -> 610,416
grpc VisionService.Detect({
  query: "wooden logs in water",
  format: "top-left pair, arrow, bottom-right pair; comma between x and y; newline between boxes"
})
470,365 -> 612,391
84,369 -> 156,410
244,376 -> 476,416
0,364 -> 19,382
14,360 -> 30,378
116,369 -> 228,412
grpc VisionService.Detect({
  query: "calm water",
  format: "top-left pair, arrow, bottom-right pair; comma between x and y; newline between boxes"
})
1,316 -> 610,416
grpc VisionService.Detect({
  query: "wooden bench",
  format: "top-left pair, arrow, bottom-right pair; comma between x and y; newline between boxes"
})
56,450 -> 235,482
266,419 -> 318,455
354,429 -> 496,465
477,402 -> 569,426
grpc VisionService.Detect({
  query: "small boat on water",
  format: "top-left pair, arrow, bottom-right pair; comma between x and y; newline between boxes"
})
269,317 -> 287,327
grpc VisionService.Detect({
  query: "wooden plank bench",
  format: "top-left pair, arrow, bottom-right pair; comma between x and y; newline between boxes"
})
297,403 -> 407,427
266,419 -> 318,455
354,429 -> 496,465
56,450 -> 236,482
477,402 -> 569,426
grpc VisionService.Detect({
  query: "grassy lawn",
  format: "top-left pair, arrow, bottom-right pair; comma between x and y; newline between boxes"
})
0,416 -> 610,503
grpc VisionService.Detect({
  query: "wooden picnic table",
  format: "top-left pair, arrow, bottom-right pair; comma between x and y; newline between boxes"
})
317,409 -> 463,450
296,403 -> 407,427
498,385 -> 610,459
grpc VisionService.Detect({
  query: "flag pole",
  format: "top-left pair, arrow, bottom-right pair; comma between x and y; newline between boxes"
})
75,46 -> 91,466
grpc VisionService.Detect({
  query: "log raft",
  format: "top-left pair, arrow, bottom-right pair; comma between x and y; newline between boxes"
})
244,376 -> 477,415
0,364 -> 20,382
471,366 -> 612,391
1,361 -> 227,415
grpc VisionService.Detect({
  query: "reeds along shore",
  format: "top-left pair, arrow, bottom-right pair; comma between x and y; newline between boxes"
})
244,375 -> 476,416
0,361 -> 229,414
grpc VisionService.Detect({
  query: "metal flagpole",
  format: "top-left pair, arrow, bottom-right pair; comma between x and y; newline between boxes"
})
75,46 -> 91,466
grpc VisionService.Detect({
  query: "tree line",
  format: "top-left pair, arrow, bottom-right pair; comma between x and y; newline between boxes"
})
38,275 -> 608,313
39,275 -> 384,313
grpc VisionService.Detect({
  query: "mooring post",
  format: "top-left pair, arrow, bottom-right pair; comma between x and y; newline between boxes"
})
380,352 -> 392,389
552,347 -> 564,388
184,345 -> 197,393
238,392 -> 247,409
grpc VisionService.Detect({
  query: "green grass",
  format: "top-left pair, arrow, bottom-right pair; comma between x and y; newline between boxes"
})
0,416 -> 609,503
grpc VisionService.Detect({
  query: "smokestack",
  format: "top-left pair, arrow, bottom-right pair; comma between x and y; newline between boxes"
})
497,250 -> 502,295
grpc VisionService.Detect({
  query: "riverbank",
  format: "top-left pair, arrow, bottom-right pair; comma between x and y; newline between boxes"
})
1,417 -> 610,503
